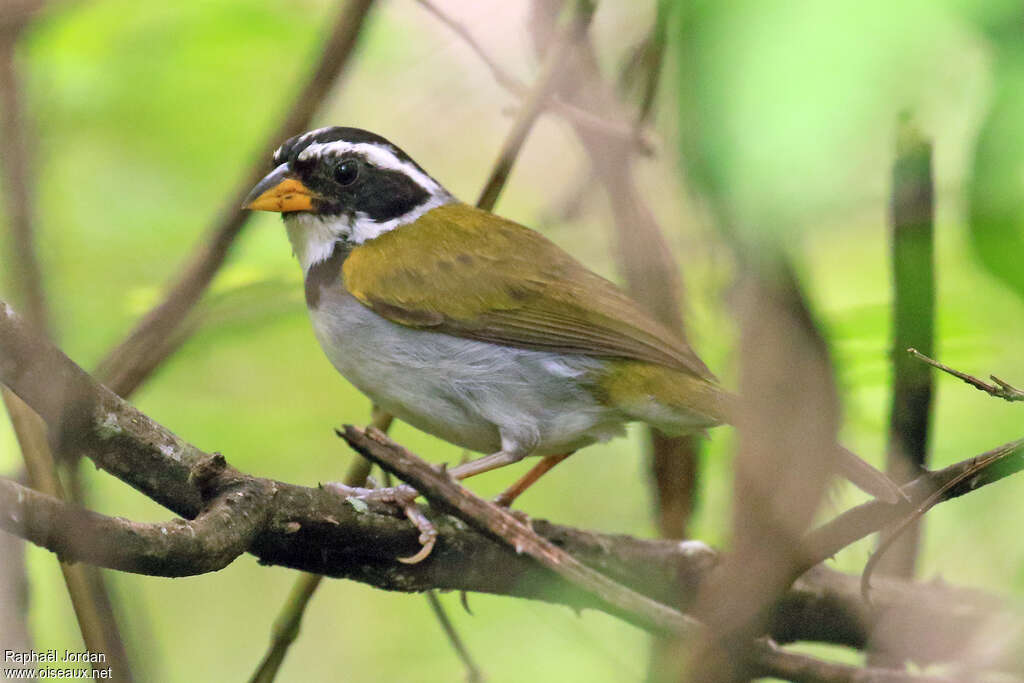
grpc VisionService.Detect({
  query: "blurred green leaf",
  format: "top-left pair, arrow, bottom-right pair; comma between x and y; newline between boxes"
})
967,41 -> 1024,302
673,0 -> 967,240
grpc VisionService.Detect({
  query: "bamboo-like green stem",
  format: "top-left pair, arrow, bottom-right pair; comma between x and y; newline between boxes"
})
876,114 -> 935,582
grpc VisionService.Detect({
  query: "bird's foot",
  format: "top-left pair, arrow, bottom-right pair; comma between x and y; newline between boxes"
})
324,482 -> 436,564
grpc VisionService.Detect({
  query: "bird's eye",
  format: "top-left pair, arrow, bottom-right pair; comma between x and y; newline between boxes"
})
333,159 -> 359,186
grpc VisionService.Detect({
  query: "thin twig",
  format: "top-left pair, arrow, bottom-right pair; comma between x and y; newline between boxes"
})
909,348 -> 1024,402
413,0 -> 650,153
475,0 -> 595,211
425,592 -> 485,683
861,436 -> 1024,601
0,21 -> 48,336
248,574 -> 323,683
803,436 -> 1024,572
95,0 -> 377,398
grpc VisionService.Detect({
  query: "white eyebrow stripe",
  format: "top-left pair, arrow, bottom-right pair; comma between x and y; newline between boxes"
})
297,141 -> 443,196
273,127 -> 334,163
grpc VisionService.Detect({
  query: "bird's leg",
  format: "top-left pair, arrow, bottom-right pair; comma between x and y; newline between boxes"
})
328,449 -> 529,505
493,452 -> 574,507
446,449 -> 529,480
327,442 -> 532,564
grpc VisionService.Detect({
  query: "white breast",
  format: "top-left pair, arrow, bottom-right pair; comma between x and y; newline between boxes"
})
307,282 -> 626,457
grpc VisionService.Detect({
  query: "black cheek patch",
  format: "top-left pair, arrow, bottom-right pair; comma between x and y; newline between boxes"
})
355,169 -> 431,221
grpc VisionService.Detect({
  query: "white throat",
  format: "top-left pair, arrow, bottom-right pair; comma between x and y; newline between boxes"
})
284,194 -> 455,273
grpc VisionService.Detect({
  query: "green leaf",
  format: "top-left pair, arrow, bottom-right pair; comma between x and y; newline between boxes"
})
967,52 -> 1024,302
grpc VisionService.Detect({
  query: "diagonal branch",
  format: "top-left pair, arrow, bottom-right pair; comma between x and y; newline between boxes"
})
475,0 -> 595,211
802,436 -> 1024,571
339,424 -> 701,636
413,0 -> 649,152
95,0 -> 377,398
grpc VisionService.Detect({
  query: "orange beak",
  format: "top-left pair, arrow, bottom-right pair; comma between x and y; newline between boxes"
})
243,164 -> 317,213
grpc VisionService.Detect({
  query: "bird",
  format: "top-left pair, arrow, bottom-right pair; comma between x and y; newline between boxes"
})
243,126 -> 903,509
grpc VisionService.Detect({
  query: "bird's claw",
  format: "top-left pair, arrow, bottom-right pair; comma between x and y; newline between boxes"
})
397,501 -> 438,564
324,481 -> 437,563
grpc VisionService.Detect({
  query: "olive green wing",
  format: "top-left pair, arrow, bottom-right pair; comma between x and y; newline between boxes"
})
343,202 -> 715,380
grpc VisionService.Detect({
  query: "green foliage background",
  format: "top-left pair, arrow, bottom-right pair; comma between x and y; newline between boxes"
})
1,0 -> 1023,680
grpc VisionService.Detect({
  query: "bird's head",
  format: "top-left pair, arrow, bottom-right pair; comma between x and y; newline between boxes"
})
244,126 -> 455,270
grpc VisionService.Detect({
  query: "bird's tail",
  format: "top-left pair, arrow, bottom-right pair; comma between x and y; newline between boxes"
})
600,363 -> 906,504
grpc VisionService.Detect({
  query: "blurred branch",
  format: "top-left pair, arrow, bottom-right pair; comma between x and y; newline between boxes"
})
534,0 -> 700,543
803,436 -> 1024,571
0,11 -> 41,668
0,470 -> 31,671
0,0 -> 45,32
747,639 -> 959,683
1,12 -> 133,681
877,116 -> 935,586
94,0 -> 377,398
909,348 -> 1024,403
686,259 -> 840,682
0,16 -> 49,336
616,0 -> 669,128
4,299 -> 1024,678
524,5 -> 700,677
475,0 -> 595,211
413,0 -> 650,154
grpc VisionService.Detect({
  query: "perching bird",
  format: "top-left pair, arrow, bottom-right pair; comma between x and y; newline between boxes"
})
244,126 -> 902,507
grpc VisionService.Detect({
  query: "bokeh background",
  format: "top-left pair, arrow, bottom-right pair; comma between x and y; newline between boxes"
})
2,0 -> 1024,680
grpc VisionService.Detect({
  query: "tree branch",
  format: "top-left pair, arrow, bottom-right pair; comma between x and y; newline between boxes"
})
802,436 -> 1024,574
338,424 -> 701,635
2,465 -> 1019,680
3,298 -> 1024,677
0,459 -> 272,576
